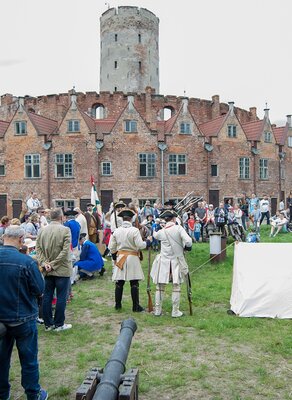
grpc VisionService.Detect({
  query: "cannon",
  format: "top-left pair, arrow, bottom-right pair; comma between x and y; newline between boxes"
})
76,318 -> 138,400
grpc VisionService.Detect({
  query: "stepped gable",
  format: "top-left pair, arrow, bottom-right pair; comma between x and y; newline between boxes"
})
199,114 -> 227,137
27,111 -> 58,135
241,119 -> 265,141
0,120 -> 9,138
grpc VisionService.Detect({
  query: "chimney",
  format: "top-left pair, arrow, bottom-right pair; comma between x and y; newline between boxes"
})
264,108 -> 270,120
145,86 -> 156,130
249,107 -> 257,121
228,101 -> 235,116
212,95 -> 220,118
286,114 -> 291,128
18,97 -> 25,112
182,98 -> 188,115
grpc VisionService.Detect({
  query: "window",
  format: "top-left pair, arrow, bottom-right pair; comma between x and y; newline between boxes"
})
139,61 -> 142,71
280,165 -> 285,180
115,34 -> 118,42
288,136 -> 292,147
101,162 -> 112,176
0,164 -> 5,176
124,120 -> 137,132
228,125 -> 237,138
15,121 -> 27,135
211,164 -> 218,177
114,61 -> 118,69
180,122 -> 191,134
55,154 -> 73,178
55,200 -> 75,209
259,158 -> 269,180
138,33 -> 141,43
264,131 -> 272,143
239,157 -> 250,179
24,154 -> 40,178
67,120 -> 80,132
169,154 -> 186,175
139,153 -> 156,177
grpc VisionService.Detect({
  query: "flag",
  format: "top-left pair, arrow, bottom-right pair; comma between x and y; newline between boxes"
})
90,175 -> 102,218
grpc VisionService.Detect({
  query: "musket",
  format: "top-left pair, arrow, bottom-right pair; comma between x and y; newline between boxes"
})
147,246 -> 153,312
174,192 -> 194,211
186,272 -> 193,316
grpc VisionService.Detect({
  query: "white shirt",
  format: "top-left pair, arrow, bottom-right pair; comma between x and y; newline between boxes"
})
26,197 -> 41,213
259,199 -> 270,213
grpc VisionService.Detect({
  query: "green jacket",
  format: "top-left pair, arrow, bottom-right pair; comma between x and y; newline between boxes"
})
36,221 -> 72,277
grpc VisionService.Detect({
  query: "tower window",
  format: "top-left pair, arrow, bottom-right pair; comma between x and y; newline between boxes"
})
138,34 -> 141,43
115,34 -> 118,42
139,61 -> 142,71
114,61 -> 117,69
114,87 -> 117,92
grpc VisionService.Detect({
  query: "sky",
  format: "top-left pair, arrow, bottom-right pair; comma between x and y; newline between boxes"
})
1,0 -> 292,125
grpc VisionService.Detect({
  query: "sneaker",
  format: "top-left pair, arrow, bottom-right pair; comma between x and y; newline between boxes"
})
172,310 -> 184,318
102,257 -> 107,262
45,325 -> 54,332
133,305 -> 145,313
99,267 -> 106,276
37,317 -> 44,324
38,388 -> 48,400
54,323 -> 72,332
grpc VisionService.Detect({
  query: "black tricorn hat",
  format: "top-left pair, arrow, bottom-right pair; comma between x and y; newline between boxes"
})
64,209 -> 78,216
118,208 -> 135,218
86,203 -> 95,207
164,200 -> 175,207
114,201 -> 126,209
159,209 -> 178,219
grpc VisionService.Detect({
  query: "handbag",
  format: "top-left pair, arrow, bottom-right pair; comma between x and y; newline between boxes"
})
0,321 -> 7,339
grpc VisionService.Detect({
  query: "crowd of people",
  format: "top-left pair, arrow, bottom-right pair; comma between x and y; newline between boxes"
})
0,190 -> 292,399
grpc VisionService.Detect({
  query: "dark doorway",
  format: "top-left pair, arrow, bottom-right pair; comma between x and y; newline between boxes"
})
0,194 -> 7,216
271,198 -> 278,216
209,190 -> 219,207
101,190 -> 113,213
12,200 -> 22,219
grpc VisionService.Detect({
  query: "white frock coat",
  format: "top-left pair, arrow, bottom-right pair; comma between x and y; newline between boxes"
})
150,222 -> 192,284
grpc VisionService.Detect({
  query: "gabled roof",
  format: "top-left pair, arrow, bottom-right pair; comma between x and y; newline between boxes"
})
199,114 -> 227,137
95,119 -> 117,135
80,110 -> 96,133
28,112 -> 58,135
0,120 -> 9,138
241,119 -> 265,141
164,112 -> 180,133
272,125 -> 288,146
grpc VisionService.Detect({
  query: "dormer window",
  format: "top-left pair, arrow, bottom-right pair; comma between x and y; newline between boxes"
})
180,122 -> 191,134
124,120 -> 137,133
228,125 -> 237,138
264,131 -> 272,143
15,121 -> 27,135
288,136 -> 292,147
67,120 -> 80,132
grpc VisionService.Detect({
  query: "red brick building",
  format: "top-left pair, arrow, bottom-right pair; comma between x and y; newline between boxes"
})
0,89 -> 291,217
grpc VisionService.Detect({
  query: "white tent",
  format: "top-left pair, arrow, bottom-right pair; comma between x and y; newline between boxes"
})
230,242 -> 292,318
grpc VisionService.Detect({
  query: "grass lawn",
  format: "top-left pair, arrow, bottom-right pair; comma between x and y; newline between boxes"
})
9,225 -> 292,399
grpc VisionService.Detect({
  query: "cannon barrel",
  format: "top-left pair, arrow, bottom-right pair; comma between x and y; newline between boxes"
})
92,318 -> 137,400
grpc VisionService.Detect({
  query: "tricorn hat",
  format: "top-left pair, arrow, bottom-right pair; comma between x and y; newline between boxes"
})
64,209 -> 78,216
114,201 -> 126,209
118,208 -> 135,219
159,209 -> 178,219
164,200 -> 175,207
86,203 -> 95,207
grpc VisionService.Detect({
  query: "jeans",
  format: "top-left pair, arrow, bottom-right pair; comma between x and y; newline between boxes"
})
0,320 -> 40,400
260,211 -> 270,225
43,276 -> 70,328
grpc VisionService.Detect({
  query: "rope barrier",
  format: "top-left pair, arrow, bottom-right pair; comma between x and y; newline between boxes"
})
189,241 -> 236,276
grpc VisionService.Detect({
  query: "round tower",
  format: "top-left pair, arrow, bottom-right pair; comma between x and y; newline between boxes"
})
99,6 -> 159,94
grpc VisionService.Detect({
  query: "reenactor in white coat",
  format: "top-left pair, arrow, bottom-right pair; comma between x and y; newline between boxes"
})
150,209 -> 192,317
110,201 -> 126,233
109,208 -> 151,312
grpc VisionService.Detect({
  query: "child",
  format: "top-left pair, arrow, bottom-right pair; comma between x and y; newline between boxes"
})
246,227 -> 260,243
250,204 -> 261,234
194,217 -> 202,242
187,214 -> 195,242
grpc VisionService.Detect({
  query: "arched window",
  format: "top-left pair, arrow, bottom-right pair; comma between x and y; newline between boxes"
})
162,106 -> 174,121
91,103 -> 105,119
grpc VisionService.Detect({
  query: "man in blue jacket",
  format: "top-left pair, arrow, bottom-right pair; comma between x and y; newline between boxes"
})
0,225 -> 47,400
75,233 -> 105,279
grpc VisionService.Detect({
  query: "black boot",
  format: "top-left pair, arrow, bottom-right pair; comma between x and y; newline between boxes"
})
115,281 -> 124,310
130,281 -> 144,312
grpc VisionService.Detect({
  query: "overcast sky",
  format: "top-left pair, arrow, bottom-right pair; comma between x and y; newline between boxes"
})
1,0 -> 292,125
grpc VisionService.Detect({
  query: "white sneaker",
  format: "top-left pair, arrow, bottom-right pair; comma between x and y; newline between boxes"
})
54,323 -> 72,332
102,257 -> 107,262
172,310 -> 184,318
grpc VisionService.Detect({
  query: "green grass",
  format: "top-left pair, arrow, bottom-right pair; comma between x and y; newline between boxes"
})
10,225 -> 292,399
